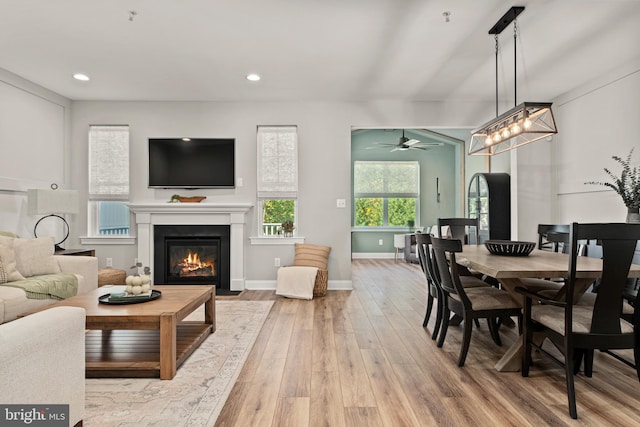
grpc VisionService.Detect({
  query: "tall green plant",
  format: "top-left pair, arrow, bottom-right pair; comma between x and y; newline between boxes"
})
585,148 -> 640,209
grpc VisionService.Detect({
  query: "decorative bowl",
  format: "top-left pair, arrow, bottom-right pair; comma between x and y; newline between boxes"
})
484,240 -> 536,256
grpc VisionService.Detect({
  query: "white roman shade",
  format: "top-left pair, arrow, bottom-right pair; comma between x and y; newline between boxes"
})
257,126 -> 298,199
354,161 -> 420,198
88,125 -> 130,201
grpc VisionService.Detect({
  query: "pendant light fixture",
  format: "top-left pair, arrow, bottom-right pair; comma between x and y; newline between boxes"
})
469,6 -> 557,156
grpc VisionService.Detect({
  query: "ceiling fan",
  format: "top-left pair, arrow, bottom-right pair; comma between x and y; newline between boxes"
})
367,129 -> 444,152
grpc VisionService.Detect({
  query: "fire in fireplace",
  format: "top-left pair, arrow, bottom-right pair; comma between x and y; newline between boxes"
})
170,246 -> 216,278
153,225 -> 231,293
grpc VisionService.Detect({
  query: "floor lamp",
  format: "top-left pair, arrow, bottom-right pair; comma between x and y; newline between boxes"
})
27,186 -> 79,251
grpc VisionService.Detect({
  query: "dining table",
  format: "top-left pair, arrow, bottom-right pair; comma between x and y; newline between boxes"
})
457,245 -> 640,372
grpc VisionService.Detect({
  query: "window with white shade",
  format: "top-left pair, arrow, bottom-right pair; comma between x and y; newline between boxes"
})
257,125 -> 298,236
353,160 -> 420,228
88,125 -> 130,236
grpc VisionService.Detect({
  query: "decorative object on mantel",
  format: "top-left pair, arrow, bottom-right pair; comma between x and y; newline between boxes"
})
169,194 -> 207,203
585,148 -> 640,223
280,220 -> 295,237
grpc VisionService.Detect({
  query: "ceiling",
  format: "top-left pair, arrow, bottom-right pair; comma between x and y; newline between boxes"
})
2,0 -> 639,103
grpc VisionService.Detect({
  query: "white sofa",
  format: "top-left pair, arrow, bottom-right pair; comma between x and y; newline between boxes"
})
0,306 -> 86,427
0,255 -> 98,324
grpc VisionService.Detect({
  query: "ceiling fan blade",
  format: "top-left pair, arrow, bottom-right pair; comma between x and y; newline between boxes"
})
404,139 -> 421,146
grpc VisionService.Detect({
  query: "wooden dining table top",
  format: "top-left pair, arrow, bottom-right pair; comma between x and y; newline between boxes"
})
457,245 -> 640,280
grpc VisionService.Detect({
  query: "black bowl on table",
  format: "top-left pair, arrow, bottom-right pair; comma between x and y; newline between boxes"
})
484,240 -> 536,256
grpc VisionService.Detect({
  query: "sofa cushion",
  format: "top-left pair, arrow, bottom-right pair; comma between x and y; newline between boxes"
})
13,237 -> 61,277
0,245 -> 25,282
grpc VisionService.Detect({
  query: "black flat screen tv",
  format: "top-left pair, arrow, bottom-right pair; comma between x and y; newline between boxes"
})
148,138 -> 235,189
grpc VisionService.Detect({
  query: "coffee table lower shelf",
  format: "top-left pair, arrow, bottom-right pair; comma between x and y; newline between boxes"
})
85,322 -> 212,378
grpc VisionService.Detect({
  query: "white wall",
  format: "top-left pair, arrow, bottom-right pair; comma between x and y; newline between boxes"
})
552,61 -> 640,224
70,99 -> 495,283
0,69 -> 71,239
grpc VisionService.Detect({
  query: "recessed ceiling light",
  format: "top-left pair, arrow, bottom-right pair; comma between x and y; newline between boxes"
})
246,74 -> 261,82
181,137 -> 191,142
73,73 -> 90,81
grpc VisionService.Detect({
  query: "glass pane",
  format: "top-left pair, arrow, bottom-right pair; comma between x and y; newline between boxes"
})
262,199 -> 295,235
388,198 -> 416,226
98,201 -> 130,235
355,198 -> 383,226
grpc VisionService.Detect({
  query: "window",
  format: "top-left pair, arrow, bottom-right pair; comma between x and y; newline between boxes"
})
257,126 -> 298,236
88,125 -> 130,236
353,161 -> 419,228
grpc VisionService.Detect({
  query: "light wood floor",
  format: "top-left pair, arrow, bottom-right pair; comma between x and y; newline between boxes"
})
215,259 -> 640,426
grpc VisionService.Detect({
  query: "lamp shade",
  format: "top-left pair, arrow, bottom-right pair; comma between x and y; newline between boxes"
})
469,103 -> 557,156
27,189 -> 79,215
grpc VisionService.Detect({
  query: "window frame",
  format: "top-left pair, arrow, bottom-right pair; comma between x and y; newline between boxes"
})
353,160 -> 420,229
85,124 -> 132,239
256,125 -> 299,238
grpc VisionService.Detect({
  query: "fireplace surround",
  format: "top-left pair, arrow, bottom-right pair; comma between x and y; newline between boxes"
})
128,202 -> 252,293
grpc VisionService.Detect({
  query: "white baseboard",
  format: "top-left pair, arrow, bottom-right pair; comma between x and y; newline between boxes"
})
244,279 -> 353,291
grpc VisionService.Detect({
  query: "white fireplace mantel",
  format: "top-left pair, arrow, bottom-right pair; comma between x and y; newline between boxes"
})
128,202 -> 253,291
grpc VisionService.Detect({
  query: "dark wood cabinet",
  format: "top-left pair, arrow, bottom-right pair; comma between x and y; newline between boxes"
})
468,173 -> 510,243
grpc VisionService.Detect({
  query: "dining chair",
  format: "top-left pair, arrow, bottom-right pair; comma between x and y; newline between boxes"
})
415,233 -> 443,339
417,233 -> 490,340
430,236 -> 522,367
516,222 -> 640,419
537,224 -> 570,251
438,217 -> 480,245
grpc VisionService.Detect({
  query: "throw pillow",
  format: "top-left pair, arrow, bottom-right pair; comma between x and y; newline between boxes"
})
0,245 -> 25,282
0,254 -> 7,283
13,236 -> 61,277
0,234 -> 15,249
293,243 -> 331,270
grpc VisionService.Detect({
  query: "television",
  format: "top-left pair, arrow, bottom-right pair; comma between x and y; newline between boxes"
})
148,138 -> 235,189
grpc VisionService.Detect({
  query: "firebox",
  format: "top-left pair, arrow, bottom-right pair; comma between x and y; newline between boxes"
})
153,225 -> 232,293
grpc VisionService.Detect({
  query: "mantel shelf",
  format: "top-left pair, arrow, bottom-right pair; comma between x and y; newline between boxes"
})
127,202 -> 253,214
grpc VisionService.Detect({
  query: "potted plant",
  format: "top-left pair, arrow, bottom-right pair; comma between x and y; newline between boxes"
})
585,148 -> 640,223
281,220 -> 295,237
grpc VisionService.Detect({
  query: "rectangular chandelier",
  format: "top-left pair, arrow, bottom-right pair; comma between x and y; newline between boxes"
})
469,102 -> 557,156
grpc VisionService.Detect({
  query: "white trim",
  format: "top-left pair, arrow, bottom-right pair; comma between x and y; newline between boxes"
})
250,236 -> 305,245
79,235 -> 136,245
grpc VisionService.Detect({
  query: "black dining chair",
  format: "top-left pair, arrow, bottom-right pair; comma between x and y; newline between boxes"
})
430,236 -> 522,367
415,233 -> 443,339
537,224 -> 570,251
516,222 -> 640,419
438,217 -> 480,245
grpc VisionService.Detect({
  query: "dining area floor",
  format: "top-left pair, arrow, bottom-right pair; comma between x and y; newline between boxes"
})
215,259 -> 640,426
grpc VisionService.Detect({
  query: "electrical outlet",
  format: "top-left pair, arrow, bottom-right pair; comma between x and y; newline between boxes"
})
274,257 -> 281,267
106,258 -> 113,267
378,239 -> 384,246
336,198 -> 346,208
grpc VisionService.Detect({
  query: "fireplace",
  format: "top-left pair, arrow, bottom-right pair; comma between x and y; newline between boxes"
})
153,225 -> 232,293
128,202 -> 252,293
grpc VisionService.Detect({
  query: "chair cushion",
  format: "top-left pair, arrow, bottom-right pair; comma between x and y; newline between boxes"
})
452,286 -> 520,311
532,303 -> 634,335
459,275 -> 491,288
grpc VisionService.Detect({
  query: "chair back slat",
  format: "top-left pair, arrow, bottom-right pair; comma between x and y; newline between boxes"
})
566,223 -> 640,334
438,218 -> 480,245
430,236 -> 470,306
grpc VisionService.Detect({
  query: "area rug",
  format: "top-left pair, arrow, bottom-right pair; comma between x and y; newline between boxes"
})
83,300 -> 274,427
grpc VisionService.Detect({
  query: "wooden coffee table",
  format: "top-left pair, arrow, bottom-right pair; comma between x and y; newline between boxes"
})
26,285 -> 215,380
